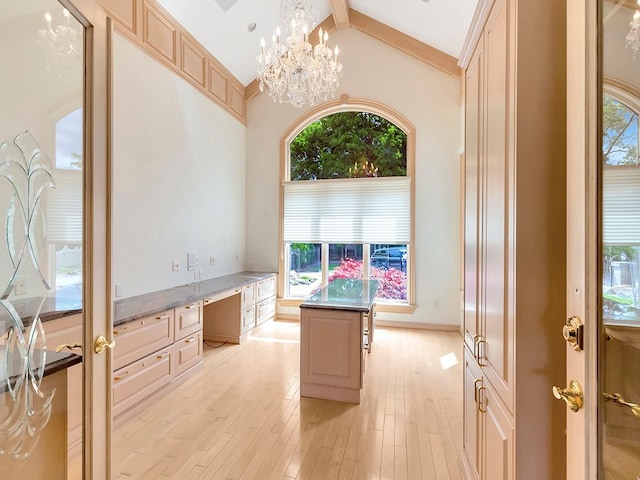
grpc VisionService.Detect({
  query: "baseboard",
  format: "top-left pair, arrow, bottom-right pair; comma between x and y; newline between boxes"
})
375,319 -> 462,332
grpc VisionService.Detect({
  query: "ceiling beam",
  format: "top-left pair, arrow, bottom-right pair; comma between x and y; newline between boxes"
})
245,15 -> 337,103
349,9 -> 461,79
329,0 -> 351,30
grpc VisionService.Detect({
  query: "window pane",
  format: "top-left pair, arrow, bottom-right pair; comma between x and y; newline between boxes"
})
290,112 -> 407,180
603,95 -> 639,166
288,243 -> 321,298
328,244 -> 363,282
603,245 -> 640,323
370,244 -> 408,302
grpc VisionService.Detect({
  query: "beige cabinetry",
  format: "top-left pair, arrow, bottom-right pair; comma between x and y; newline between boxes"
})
461,0 -> 566,478
203,274 -> 277,343
43,314 -> 83,464
112,303 -> 203,421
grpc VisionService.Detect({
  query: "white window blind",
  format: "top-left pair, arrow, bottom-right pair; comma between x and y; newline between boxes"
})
603,166 -> 640,245
46,170 -> 82,244
283,176 -> 410,244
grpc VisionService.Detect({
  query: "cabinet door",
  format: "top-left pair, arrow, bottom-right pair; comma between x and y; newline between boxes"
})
462,348 -> 482,480
256,296 -> 276,326
241,306 -> 255,334
175,301 -> 202,340
113,309 -> 174,371
241,283 -> 256,309
480,0 -> 514,411
256,276 -> 275,302
464,34 -> 484,354
482,384 -> 514,480
174,331 -> 203,376
112,346 -> 174,418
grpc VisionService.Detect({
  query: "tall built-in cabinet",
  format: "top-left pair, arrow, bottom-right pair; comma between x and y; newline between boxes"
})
461,0 -> 567,478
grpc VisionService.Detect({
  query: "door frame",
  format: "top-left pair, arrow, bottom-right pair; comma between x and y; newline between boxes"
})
566,0 -> 599,478
64,0 -> 112,477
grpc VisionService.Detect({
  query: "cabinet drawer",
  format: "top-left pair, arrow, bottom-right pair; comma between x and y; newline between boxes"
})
43,314 -> 83,352
113,346 -> 174,418
113,310 -> 174,371
174,331 -> 203,376
175,301 -> 202,340
256,276 -> 275,302
241,306 -> 255,334
256,296 -> 275,326
240,283 -> 256,310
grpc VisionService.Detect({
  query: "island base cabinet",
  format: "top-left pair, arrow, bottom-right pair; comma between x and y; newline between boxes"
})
113,346 -> 174,419
300,308 -> 363,404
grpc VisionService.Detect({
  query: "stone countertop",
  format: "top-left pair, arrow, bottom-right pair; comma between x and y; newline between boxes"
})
113,271 -> 275,326
1,348 -> 82,394
300,279 -> 378,313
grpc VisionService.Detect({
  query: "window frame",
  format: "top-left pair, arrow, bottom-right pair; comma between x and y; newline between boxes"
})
278,98 -> 416,312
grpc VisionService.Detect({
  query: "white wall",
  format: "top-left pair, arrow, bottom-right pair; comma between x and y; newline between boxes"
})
112,34 -> 247,299
245,28 -> 462,327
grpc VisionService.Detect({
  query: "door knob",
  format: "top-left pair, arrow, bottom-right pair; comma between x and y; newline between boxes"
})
562,316 -> 583,351
56,342 -> 83,353
553,380 -> 584,412
94,335 -> 116,354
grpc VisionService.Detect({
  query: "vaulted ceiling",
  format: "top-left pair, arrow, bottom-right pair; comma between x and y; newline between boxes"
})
155,0 -> 479,86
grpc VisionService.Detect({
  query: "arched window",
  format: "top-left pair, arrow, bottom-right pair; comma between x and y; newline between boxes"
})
602,87 -> 640,320
48,107 -> 83,295
281,103 -> 415,306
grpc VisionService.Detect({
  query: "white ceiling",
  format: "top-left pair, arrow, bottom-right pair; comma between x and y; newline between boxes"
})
155,0 -> 479,86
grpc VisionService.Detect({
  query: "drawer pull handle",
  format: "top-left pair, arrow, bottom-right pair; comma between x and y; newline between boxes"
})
157,352 -> 170,359
114,371 -> 129,381
235,288 -> 241,293
140,320 -> 145,326
113,326 -> 128,335
185,304 -> 197,310
185,337 -> 197,344
156,314 -> 169,320
204,299 -> 213,304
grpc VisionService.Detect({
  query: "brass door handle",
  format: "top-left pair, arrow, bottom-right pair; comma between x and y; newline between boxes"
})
94,335 -> 116,354
553,380 -> 584,412
56,342 -> 82,353
603,392 -> 640,421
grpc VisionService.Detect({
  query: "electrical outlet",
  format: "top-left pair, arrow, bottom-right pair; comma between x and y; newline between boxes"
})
209,256 -> 216,266
15,277 -> 26,295
172,260 -> 181,271
115,283 -> 124,298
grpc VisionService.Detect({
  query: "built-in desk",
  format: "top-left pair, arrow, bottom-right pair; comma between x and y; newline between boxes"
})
299,279 -> 378,404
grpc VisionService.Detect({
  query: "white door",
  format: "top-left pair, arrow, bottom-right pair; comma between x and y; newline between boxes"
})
0,1 -> 111,478
566,1 -> 640,478
566,0 -> 598,477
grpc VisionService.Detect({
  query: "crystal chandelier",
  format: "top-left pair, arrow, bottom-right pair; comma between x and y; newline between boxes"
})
38,8 -> 82,88
627,2 -> 640,60
257,0 -> 343,108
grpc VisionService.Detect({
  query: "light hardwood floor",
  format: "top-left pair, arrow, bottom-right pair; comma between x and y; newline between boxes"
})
109,320 -> 464,480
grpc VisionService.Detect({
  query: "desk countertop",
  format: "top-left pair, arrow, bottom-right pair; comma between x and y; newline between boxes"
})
300,279 -> 378,313
113,271 -> 275,326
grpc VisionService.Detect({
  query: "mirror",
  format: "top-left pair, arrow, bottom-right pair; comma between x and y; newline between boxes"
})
601,0 -> 640,476
0,0 -> 83,474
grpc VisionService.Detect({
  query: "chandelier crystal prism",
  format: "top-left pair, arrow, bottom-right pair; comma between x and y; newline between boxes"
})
627,5 -> 640,60
257,0 -> 343,108
38,8 -> 82,88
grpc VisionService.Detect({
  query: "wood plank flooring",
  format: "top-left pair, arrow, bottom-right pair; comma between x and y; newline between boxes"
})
110,321 -> 464,480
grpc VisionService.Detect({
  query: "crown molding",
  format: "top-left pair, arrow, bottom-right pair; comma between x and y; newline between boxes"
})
457,0 -> 493,69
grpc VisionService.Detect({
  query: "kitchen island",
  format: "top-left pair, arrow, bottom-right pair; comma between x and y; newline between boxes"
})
299,279 -> 378,404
